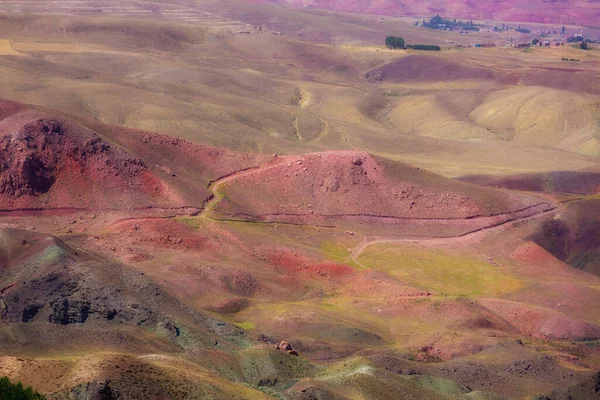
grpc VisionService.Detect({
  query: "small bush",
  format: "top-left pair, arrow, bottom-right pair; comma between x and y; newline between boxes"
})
0,377 -> 46,400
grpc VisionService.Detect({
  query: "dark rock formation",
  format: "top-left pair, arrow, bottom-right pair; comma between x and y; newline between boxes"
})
69,380 -> 120,400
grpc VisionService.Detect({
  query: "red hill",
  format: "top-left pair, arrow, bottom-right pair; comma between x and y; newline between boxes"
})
0,101 -> 267,211
213,151 -> 553,235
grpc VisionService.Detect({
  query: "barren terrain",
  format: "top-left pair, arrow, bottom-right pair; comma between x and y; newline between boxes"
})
0,2 -> 598,400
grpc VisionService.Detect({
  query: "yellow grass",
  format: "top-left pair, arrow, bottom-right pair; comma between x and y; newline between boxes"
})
358,243 -> 525,296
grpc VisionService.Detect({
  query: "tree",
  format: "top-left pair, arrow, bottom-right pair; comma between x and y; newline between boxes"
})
429,14 -> 443,26
385,36 -> 405,49
0,377 -> 46,400
562,26 -> 566,34
581,40 -> 590,50
532,38 -> 540,45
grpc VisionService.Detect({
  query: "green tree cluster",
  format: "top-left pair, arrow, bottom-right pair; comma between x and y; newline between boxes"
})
581,41 -> 590,50
385,36 -> 405,49
429,14 -> 443,26
0,377 -> 46,400
425,14 -> 478,31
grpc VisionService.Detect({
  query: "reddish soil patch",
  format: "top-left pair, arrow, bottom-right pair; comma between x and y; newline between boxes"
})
478,298 -> 600,341
107,219 -> 211,252
108,127 -> 270,202
364,55 -> 516,85
0,111 -> 169,210
510,241 -> 586,279
0,100 -> 270,212
215,151 -> 549,233
503,281 -> 600,321
268,250 -> 354,281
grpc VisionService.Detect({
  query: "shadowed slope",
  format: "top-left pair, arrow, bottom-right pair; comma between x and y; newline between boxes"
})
533,197 -> 600,276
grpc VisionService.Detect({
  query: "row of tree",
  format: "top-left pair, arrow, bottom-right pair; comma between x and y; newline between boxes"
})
408,44 -> 441,51
385,37 -> 441,51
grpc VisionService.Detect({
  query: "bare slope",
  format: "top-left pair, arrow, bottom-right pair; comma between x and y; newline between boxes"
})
0,101 -> 267,211
364,55 -> 516,85
214,151 -> 552,234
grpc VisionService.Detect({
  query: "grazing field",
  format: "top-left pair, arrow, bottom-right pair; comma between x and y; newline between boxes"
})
357,244 -> 525,296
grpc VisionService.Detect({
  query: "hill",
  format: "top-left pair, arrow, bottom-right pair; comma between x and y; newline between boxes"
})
251,0 -> 600,26
0,101 -> 267,212
213,151 -> 553,235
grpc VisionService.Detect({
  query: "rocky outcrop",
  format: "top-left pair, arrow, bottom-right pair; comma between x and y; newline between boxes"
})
49,298 -> 91,325
1,268 -> 158,326
0,116 -> 147,202
276,340 -> 299,356
68,380 -> 120,400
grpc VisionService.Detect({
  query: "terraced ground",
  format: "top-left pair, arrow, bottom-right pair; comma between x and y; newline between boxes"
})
0,3 -> 599,400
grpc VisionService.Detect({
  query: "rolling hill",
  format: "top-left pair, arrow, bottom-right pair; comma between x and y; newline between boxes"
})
252,0 -> 600,25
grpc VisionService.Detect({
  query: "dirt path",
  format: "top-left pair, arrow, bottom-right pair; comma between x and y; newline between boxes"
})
0,206 -> 201,218
350,205 -> 559,268
199,158 -> 291,219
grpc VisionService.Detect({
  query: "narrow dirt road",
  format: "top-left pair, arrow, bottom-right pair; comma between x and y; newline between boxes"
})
350,205 -> 559,268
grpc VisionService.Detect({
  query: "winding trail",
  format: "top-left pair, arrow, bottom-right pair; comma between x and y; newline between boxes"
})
197,153 -> 564,276
0,205 -> 201,218
349,205 -> 560,269
199,158 -> 291,219
0,150 -> 568,260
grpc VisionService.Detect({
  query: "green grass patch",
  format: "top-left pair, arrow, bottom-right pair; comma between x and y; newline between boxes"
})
402,375 -> 466,395
34,244 -> 69,267
358,244 -> 524,297
176,216 -> 202,229
236,321 -> 256,330
320,240 -> 360,269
